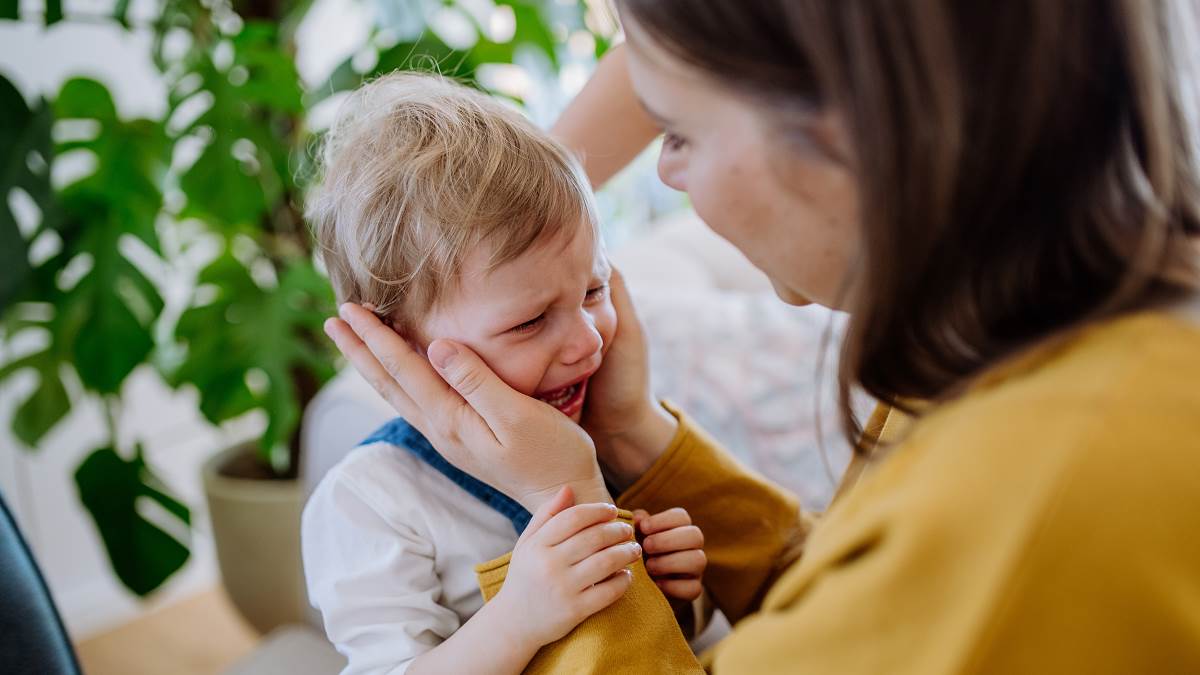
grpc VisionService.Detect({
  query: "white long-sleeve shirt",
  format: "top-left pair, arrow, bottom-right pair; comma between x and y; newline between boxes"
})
302,436 -> 520,675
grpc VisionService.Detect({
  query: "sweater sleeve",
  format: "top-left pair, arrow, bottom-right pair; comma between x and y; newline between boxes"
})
469,402 -> 892,673
614,402 -> 812,624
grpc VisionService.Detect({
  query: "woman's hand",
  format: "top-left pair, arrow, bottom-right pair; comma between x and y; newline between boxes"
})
324,304 -> 609,512
581,269 -> 679,488
491,486 -> 642,650
633,508 -> 706,601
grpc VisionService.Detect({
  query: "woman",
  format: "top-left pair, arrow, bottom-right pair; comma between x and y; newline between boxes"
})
324,1 -> 1200,671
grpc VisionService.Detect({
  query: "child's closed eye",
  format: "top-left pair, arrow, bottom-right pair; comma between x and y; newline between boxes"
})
509,313 -> 544,334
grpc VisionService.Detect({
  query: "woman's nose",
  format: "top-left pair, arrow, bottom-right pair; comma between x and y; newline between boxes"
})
560,312 -> 603,366
657,148 -> 687,192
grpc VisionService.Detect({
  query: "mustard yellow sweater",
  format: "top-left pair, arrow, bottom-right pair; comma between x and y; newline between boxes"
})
478,310 -> 1200,673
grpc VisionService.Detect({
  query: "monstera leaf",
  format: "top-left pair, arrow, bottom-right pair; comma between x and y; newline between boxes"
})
312,0 -> 562,105
75,445 -> 190,596
173,21 -> 303,232
51,78 -> 168,394
0,72 -> 56,310
0,76 -> 189,597
174,252 -> 335,471
0,77 -> 168,447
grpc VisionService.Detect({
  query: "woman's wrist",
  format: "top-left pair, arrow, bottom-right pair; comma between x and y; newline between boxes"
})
520,479 -> 614,513
597,400 -> 678,490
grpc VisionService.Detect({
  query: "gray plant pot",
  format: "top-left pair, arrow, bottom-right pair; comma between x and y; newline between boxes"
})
202,443 -> 308,634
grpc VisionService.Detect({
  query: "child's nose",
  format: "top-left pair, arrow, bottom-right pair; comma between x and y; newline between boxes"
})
560,311 -> 603,366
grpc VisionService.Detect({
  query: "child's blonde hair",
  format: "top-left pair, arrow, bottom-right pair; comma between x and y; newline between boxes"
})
308,71 -> 598,337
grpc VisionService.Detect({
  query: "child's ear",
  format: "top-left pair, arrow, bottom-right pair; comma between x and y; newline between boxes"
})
408,338 -> 426,358
362,302 -> 422,354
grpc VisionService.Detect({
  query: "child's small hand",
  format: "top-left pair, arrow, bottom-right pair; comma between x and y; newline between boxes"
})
492,486 -> 641,650
633,507 -> 705,601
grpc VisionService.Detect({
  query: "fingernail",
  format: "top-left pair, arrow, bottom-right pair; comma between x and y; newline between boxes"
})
338,303 -> 353,320
428,341 -> 458,369
323,318 -> 337,338
628,542 -> 642,556
620,523 -> 634,537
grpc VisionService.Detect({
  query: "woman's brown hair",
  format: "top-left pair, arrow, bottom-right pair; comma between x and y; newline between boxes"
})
619,0 -> 1200,448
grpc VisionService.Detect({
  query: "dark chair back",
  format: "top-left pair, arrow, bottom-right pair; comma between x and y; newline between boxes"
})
0,490 -> 83,674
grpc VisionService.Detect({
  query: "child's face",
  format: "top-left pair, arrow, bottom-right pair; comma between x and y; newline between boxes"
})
421,224 -> 616,423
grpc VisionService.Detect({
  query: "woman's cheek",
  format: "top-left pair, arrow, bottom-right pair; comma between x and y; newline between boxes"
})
686,159 -> 738,239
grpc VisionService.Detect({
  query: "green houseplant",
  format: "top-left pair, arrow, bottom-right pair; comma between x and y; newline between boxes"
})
0,0 -> 612,620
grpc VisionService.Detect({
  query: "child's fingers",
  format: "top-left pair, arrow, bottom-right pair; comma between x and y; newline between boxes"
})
656,578 -> 703,602
639,507 -> 692,535
518,486 -> 576,545
571,540 -> 643,589
577,568 -> 634,617
645,549 -> 706,577
535,502 -> 620,547
556,519 -> 636,565
643,524 -> 704,554
632,509 -> 650,526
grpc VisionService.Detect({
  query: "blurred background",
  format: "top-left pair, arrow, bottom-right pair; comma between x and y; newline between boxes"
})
1,0 -> 851,673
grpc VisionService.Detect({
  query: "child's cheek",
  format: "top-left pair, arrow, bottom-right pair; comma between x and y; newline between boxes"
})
596,301 -> 618,357
476,342 -> 541,396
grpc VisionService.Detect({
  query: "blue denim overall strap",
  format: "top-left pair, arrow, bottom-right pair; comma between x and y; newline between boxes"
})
360,417 -> 532,534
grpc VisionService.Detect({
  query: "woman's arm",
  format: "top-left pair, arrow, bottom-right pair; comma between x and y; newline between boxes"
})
615,403 -> 811,624
470,408 -> 810,675
551,43 -> 661,189
477,403 -> 816,632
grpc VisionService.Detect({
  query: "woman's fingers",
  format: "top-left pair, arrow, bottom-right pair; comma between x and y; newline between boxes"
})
535,503 -> 620,547
426,339 -> 530,438
324,316 -> 423,425
644,549 -> 706,576
643,524 -> 704,554
638,507 -> 692,535
607,267 -> 643,338
329,305 -> 608,517
655,578 -> 703,601
557,520 -> 636,565
337,303 -> 458,421
571,540 -> 642,589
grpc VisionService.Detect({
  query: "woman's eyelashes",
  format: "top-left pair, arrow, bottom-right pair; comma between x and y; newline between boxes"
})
663,131 -> 688,151
585,283 -> 609,303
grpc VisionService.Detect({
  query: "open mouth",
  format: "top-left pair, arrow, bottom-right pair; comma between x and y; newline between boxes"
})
535,378 -> 588,417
